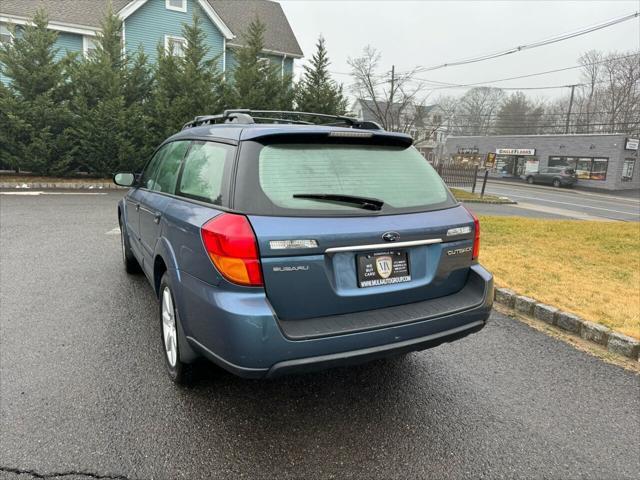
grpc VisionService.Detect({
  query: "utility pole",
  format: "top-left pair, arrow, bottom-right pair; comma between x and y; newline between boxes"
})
565,84 -> 576,134
388,65 -> 395,130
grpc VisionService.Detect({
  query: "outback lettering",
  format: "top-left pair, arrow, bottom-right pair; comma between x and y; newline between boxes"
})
446,247 -> 473,256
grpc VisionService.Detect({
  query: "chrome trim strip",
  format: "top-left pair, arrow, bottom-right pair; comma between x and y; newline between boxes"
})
325,238 -> 442,253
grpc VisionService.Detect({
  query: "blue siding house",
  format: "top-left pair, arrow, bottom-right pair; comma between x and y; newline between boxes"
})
0,0 -> 302,83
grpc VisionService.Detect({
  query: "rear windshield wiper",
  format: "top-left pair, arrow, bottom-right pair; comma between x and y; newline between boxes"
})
293,193 -> 384,211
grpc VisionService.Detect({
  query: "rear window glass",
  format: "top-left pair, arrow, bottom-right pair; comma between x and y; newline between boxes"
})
256,144 -> 453,214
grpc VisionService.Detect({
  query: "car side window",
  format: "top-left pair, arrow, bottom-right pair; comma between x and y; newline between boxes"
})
140,147 -> 167,190
177,141 -> 233,205
151,141 -> 190,194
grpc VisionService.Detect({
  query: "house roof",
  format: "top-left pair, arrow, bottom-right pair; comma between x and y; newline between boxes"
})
355,99 -> 437,124
0,0 -> 302,57
209,1 -> 302,57
0,0 -> 131,29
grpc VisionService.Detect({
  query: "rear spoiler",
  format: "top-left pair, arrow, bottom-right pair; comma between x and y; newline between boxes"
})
239,128 -> 414,148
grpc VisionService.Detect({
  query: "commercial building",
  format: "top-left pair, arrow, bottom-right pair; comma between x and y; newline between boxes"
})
444,134 -> 639,191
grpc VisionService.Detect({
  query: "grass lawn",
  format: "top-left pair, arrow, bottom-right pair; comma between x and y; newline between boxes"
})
450,188 -> 510,203
480,216 -> 640,339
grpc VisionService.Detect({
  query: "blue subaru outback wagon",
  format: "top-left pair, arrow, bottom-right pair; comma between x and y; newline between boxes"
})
114,110 -> 493,384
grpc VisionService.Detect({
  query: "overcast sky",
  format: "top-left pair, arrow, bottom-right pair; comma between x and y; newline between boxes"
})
280,0 -> 640,101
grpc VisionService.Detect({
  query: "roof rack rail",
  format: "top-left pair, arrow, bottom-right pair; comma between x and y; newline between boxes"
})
182,109 -> 383,131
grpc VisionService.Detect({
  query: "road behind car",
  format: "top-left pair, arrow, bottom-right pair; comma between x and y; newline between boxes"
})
1,191 -> 639,480
471,181 -> 640,221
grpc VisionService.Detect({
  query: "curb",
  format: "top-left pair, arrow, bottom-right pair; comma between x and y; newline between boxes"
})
494,287 -> 640,361
0,182 -> 123,190
459,199 -> 518,205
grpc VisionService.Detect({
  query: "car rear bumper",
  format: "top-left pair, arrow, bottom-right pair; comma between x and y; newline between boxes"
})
266,320 -> 486,378
178,264 -> 493,379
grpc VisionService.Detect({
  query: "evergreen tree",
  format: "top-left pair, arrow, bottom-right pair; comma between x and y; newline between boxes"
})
0,10 -> 70,174
151,14 -> 227,143
0,11 -> 64,101
230,19 -> 293,110
0,83 -> 27,171
295,36 -> 348,115
64,5 -> 151,175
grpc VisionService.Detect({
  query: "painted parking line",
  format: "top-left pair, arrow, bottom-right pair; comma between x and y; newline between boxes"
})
105,227 -> 121,235
0,191 -> 108,195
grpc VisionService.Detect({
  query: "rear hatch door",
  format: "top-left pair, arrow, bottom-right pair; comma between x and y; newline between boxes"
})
234,132 -> 476,321
250,207 -> 475,320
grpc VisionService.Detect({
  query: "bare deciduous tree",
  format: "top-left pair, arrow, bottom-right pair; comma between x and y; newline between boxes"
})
570,50 -> 639,135
449,87 -> 504,136
348,46 -> 426,133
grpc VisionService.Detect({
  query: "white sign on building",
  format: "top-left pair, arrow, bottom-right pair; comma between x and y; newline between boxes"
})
496,148 -> 536,156
624,138 -> 639,151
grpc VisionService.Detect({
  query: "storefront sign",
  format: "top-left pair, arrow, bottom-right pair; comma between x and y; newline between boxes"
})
496,148 -> 536,156
624,138 -> 639,151
458,147 -> 479,154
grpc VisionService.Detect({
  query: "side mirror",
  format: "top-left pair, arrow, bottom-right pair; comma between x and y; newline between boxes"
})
113,172 -> 136,187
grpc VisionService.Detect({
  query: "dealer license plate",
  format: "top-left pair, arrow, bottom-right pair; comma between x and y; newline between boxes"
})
357,250 -> 411,288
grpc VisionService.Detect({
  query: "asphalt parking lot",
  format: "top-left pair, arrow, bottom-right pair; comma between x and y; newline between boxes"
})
1,191 -> 639,480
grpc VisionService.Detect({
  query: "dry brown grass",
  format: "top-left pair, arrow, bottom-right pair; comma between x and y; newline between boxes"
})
480,216 -> 640,339
450,188 -> 505,203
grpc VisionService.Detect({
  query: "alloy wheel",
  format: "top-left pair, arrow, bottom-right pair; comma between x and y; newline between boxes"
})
120,226 -> 127,265
161,286 -> 178,367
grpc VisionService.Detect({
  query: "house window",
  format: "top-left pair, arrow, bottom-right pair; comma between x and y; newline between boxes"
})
0,24 -> 13,45
166,0 -> 187,12
622,159 -> 635,182
433,114 -> 442,124
83,36 -> 98,57
165,35 -> 187,57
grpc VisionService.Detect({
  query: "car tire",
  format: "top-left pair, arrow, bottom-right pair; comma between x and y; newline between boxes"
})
552,179 -> 561,188
119,217 -> 141,274
526,176 -> 534,184
159,273 -> 194,386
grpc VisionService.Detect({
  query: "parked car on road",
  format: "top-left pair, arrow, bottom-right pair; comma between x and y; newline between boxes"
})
526,167 -> 577,187
114,110 -> 493,384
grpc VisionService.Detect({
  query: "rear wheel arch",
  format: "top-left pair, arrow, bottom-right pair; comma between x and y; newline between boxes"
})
154,255 -> 168,297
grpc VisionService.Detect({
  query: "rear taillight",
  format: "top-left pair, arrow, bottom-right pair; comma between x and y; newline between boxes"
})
463,206 -> 480,260
201,213 -> 263,286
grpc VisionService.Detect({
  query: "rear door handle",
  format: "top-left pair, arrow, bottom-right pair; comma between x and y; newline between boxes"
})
154,213 -> 161,224
135,203 -> 140,211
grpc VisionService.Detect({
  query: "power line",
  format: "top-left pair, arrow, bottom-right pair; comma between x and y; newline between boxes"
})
425,122 -> 639,129
401,11 -> 639,75
324,53 -> 639,92
438,111 -> 632,118
409,75 -> 639,92
408,53 -> 639,89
